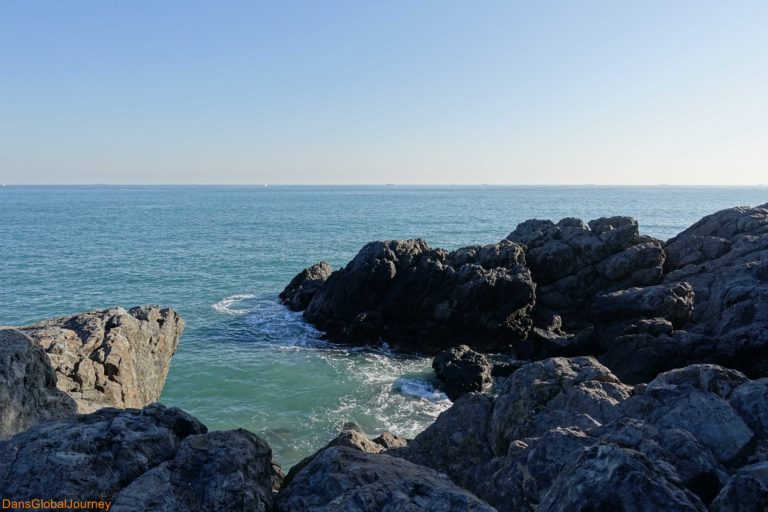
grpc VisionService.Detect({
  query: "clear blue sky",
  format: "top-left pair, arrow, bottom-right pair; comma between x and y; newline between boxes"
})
1,1 -> 766,185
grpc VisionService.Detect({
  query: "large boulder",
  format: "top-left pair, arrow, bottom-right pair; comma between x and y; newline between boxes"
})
432,345 -> 492,400
0,404 -> 278,511
299,239 -> 536,353
0,329 -> 77,440
279,261 -> 333,311
0,404 -> 206,500
275,447 -> 496,512
112,429 -> 275,512
506,216 -> 665,328
663,203 -> 768,378
490,357 -> 631,454
19,306 -> 184,412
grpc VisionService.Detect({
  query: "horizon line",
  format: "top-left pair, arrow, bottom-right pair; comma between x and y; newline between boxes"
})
2,183 -> 767,188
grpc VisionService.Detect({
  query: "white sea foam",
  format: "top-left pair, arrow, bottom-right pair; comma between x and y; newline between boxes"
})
393,377 -> 449,403
212,294 -> 256,315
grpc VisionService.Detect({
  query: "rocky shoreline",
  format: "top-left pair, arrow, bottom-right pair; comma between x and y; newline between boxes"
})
2,202 -> 767,510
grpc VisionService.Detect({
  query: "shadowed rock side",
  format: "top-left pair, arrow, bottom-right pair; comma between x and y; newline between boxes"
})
432,345 -> 493,401
396,357 -> 768,512
0,329 -> 77,440
0,404 -> 277,512
300,239 -> 536,353
279,261 -> 333,311
18,306 -> 184,413
276,447 -> 496,512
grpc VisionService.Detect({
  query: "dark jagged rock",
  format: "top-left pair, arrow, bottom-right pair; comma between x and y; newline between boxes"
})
662,203 -> 768,378
18,306 -> 184,413
0,329 -> 77,440
506,215 -> 665,328
279,261 -> 333,311
0,404 -> 206,500
0,404 -> 278,511
301,239 -> 536,353
591,282 -> 694,328
710,461 -> 768,512
372,431 -> 408,450
397,358 -> 768,512
112,429 -> 275,512
432,345 -> 492,400
275,447 -> 496,512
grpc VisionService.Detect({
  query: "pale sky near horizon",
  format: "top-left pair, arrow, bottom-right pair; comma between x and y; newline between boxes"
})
1,1 -> 766,185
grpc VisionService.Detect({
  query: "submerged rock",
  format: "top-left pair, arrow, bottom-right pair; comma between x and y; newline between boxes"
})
432,345 -> 492,400
0,329 -> 77,440
19,305 -> 184,412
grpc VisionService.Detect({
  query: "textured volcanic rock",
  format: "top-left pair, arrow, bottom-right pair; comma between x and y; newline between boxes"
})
111,429 -> 275,512
506,215 -> 665,329
300,239 -> 536,353
280,261 -> 333,311
432,345 -> 493,400
275,447 -> 496,512
0,329 -> 77,440
398,358 -> 768,512
662,203 -> 768,378
0,404 -> 278,512
19,306 -> 184,412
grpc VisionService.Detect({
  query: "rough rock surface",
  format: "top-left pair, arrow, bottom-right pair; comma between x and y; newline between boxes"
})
432,345 -> 492,400
301,239 -> 536,353
275,447 -> 496,512
279,261 -> 333,311
506,215 -> 665,328
19,306 -> 184,412
0,404 -> 277,511
112,429 -> 275,512
663,203 -> 768,378
0,329 -> 77,440
399,358 -> 768,512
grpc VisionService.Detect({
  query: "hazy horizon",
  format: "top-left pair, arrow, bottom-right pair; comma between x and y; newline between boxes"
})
2,1 -> 767,186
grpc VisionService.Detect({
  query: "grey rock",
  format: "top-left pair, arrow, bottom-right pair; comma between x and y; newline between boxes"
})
507,215 -> 664,329
275,447 -> 496,512
432,345 -> 492,400
0,329 -> 77,440
663,204 -> 768,378
372,431 -> 408,450
300,239 -> 536,353
711,461 -> 768,512
112,429 -> 275,512
591,282 -> 694,328
537,443 -> 707,512
622,365 -> 753,464
490,357 -> 631,454
19,306 -> 184,413
279,261 -> 333,311
398,393 -> 495,490
0,404 -> 206,501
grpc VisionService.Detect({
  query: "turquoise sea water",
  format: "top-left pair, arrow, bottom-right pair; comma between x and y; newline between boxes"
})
1,185 -> 767,466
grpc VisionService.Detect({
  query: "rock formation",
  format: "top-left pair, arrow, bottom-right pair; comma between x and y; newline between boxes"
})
0,329 -> 77,440
279,261 -> 333,311
18,305 -> 184,412
398,357 -> 768,512
0,403 -> 277,512
299,239 -> 536,353
432,345 -> 492,400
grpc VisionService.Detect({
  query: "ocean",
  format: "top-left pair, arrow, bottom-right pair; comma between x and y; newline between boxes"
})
1,185 -> 766,466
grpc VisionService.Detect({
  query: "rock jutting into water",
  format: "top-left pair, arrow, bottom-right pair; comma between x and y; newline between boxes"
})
18,305 -> 184,413
283,202 -> 768,389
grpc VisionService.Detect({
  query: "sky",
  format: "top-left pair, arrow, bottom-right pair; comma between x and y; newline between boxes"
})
0,1 -> 766,185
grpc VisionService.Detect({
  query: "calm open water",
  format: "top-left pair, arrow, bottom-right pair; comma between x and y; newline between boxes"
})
1,185 -> 766,466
